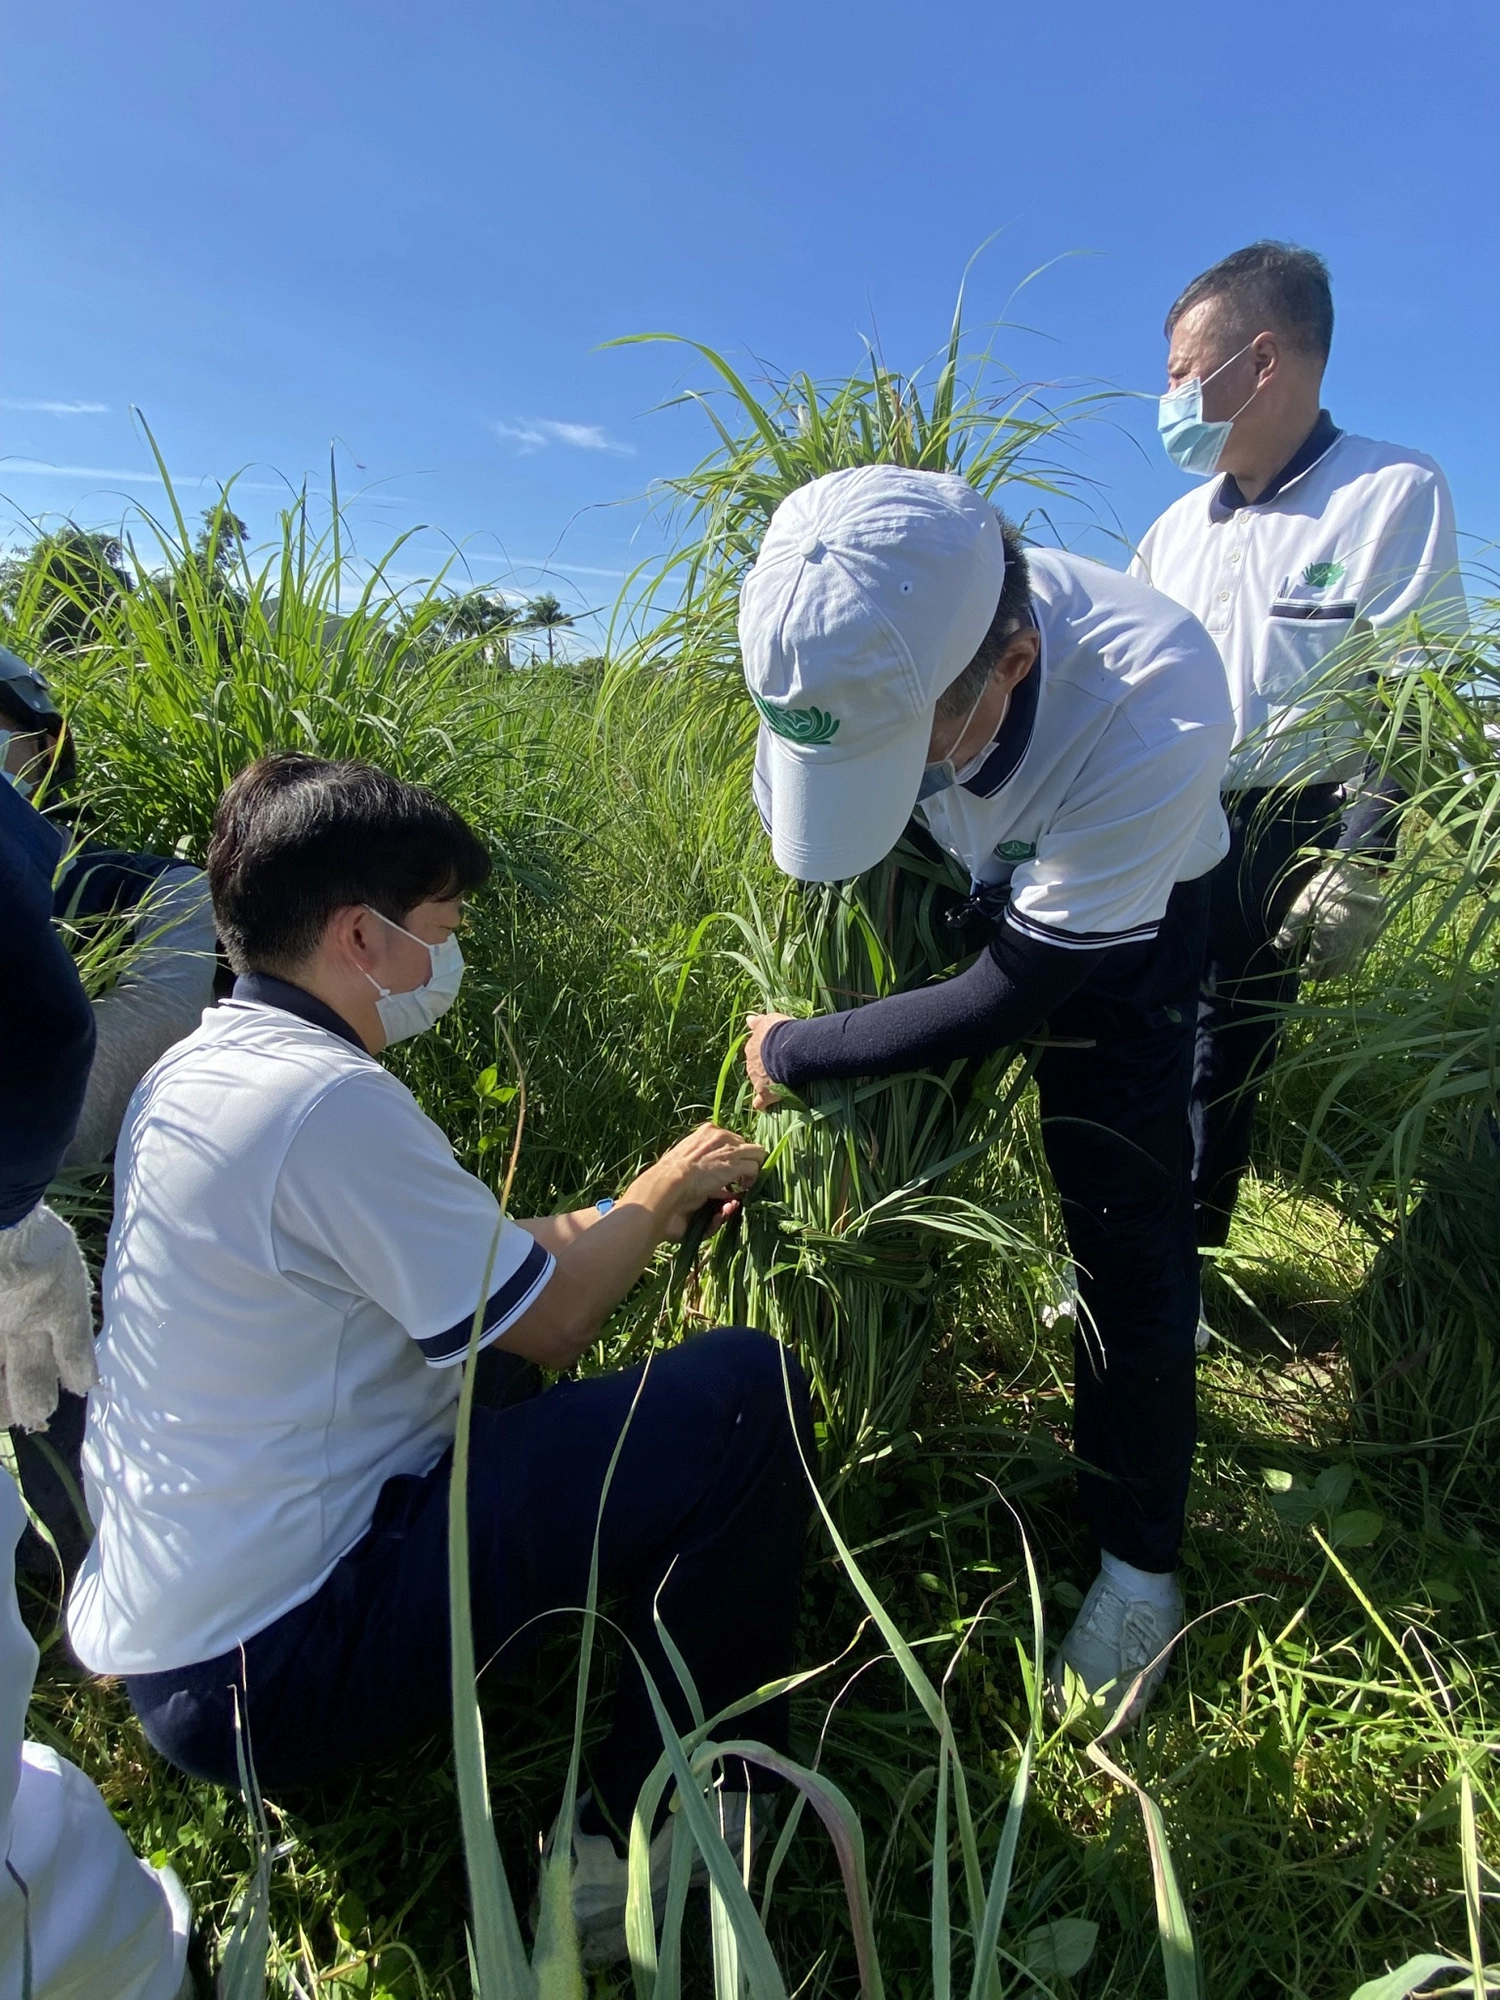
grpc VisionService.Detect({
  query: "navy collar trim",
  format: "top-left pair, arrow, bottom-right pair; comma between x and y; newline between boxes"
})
959,620 -> 1041,800
233,972 -> 367,1052
1216,410 -> 1342,513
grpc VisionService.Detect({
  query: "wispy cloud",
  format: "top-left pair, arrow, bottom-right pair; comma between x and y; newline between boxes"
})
0,460 -> 289,494
403,546 -> 628,580
491,417 -> 634,457
1,460 -> 187,486
1,398 -> 109,416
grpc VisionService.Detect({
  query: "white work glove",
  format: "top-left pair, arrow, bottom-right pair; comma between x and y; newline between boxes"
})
63,866 -> 217,1170
0,1203 -> 96,1431
1274,856 -> 1385,982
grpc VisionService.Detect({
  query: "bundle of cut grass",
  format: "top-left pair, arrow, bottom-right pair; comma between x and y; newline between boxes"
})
685,846 -> 1042,1477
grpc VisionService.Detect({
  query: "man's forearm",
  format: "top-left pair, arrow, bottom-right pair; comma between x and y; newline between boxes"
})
762,926 -> 1102,1092
499,1199 -> 667,1368
519,1207 -> 610,1254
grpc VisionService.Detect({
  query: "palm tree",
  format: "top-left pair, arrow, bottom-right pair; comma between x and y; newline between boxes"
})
521,591 -> 574,664
433,590 -> 525,667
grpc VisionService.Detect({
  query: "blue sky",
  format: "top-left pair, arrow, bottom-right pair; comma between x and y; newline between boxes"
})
3,0 -> 1496,646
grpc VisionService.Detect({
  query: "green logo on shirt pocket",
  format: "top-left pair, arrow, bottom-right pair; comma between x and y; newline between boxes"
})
1301,560 -> 1346,589
994,840 -> 1036,861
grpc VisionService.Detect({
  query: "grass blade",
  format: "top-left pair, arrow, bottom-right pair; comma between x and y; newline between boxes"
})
1347,1956 -> 1500,2000
1084,1739 -> 1199,2000
217,1690 -> 271,2000
448,1037 -> 539,2000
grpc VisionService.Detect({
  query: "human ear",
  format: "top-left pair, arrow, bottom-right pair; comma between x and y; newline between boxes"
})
331,903 -> 380,972
999,627 -> 1041,688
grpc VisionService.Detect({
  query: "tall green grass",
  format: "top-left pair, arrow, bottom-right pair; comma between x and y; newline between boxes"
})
1266,619 -> 1500,1490
5,459 -> 522,860
8,454 -> 1498,1999
1272,627 -> 1500,1192
602,291 -> 1110,804
675,854 -> 1048,1475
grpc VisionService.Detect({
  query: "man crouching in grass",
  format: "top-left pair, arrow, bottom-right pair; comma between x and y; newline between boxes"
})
67,752 -> 812,1964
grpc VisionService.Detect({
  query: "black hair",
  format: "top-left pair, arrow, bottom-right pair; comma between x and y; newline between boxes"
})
208,752 -> 491,973
935,516 -> 1033,721
1165,240 -> 1334,360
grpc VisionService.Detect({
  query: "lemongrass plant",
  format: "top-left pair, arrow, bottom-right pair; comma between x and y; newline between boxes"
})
2,444 -> 528,864
600,279 -> 1113,819
1269,609 -> 1500,1197
1258,607 -> 1500,1474
1351,1115 -> 1500,1497
670,845 -> 1051,1478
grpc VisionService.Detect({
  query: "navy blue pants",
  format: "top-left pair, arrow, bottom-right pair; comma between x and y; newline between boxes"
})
1192,786 -> 1341,1249
1034,874 -> 1210,1573
126,1329 -> 813,1826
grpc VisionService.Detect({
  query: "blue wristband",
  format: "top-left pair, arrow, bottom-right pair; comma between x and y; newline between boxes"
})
595,1197 -> 615,1215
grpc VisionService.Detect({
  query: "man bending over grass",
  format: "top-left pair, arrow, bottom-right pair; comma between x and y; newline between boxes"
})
68,752 -> 811,1962
740,467 -> 1233,1728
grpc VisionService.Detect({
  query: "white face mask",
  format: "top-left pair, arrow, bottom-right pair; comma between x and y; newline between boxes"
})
0,729 -> 37,798
363,907 -> 465,1044
916,680 -> 1013,801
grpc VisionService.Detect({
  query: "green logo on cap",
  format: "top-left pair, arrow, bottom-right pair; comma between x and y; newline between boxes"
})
751,692 -> 841,745
1302,560 -> 1345,589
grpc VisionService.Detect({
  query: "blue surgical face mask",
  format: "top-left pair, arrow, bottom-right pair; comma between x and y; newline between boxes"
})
364,907 -> 466,1044
1157,342 -> 1261,476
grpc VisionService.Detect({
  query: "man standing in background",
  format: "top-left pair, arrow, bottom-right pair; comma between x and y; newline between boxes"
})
1132,242 -> 1466,1302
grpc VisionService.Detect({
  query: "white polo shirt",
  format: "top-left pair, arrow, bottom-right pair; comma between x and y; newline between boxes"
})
68,986 -> 553,1676
911,550 -> 1233,949
1132,419 -> 1466,791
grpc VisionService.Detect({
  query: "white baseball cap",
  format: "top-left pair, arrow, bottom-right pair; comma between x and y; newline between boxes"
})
739,464 -> 1006,882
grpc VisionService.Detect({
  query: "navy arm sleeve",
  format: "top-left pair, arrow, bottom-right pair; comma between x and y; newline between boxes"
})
1336,758 -> 1407,866
761,924 -> 1104,1090
0,784 -> 96,1226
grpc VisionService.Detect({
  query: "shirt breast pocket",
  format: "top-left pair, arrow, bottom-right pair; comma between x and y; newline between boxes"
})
1257,597 -> 1358,702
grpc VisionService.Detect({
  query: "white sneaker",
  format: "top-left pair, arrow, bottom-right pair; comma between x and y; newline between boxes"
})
537,1793 -> 665,1968
544,1789 -> 768,1967
1048,1569 -> 1184,1732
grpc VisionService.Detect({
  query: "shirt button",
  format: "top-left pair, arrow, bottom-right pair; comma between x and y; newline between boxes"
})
1218,589 -> 1231,602
1229,551 -> 1241,565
